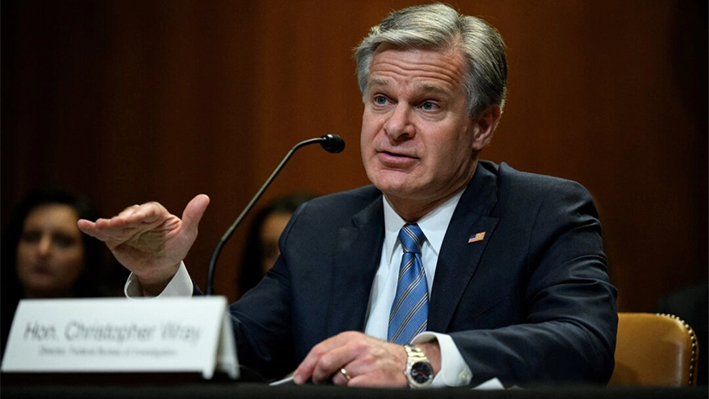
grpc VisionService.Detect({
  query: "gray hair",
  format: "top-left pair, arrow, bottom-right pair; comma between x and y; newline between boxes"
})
354,3 -> 507,118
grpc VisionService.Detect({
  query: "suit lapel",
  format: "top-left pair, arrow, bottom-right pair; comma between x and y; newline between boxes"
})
428,163 -> 500,332
326,196 -> 385,336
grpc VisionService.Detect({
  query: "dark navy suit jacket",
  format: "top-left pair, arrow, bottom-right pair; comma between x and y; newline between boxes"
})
229,161 -> 618,386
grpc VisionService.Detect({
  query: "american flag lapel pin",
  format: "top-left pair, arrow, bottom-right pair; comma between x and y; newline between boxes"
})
468,232 -> 486,243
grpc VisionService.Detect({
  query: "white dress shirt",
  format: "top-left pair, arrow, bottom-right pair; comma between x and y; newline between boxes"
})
125,190 -> 473,386
363,191 -> 472,387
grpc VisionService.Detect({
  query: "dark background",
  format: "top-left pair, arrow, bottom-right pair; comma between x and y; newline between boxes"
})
2,0 -> 707,310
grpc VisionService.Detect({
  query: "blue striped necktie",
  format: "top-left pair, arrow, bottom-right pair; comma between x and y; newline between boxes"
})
388,223 -> 429,344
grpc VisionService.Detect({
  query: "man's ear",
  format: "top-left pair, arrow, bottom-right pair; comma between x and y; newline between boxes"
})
471,104 -> 502,151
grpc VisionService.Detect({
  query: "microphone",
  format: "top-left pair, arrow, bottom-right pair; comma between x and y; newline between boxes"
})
205,134 -> 345,295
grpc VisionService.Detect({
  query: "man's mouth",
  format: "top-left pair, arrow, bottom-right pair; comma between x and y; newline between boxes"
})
376,150 -> 418,166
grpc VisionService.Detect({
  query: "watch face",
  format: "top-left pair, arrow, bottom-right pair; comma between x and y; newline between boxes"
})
411,361 -> 433,384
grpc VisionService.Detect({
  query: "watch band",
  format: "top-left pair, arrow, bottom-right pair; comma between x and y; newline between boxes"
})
404,344 -> 434,388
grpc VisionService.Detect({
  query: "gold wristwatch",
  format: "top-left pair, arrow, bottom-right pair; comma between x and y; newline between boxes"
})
403,344 -> 434,388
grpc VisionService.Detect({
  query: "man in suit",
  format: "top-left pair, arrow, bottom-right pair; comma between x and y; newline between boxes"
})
78,3 -> 617,388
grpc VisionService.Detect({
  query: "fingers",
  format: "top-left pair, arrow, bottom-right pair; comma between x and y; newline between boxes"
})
112,202 -> 166,226
77,217 -> 128,241
334,367 -> 351,386
77,219 -> 98,237
181,194 -> 210,236
294,332 -> 358,385
77,198 -> 202,244
87,203 -> 163,232
295,332 -> 410,388
310,341 -> 359,384
294,332 -> 408,387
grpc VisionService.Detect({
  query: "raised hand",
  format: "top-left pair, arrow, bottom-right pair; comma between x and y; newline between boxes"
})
77,194 -> 210,295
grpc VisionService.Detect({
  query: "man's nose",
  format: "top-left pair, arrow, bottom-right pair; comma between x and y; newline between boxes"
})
383,104 -> 415,141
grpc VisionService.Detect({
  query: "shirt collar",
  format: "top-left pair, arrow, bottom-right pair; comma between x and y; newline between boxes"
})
382,189 -> 465,265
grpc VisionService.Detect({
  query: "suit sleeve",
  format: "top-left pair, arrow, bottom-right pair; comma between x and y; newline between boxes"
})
226,209 -> 302,380
450,180 -> 618,387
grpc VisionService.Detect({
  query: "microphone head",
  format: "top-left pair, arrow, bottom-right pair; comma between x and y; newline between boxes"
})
320,134 -> 346,153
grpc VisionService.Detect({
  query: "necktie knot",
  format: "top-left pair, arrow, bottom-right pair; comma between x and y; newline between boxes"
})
399,224 -> 424,254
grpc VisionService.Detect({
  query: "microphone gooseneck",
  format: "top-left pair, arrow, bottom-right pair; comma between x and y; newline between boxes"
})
205,134 -> 345,296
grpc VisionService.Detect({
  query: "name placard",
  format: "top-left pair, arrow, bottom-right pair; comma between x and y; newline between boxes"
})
1,297 -> 239,379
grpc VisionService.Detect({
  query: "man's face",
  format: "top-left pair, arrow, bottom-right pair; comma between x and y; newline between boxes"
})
360,46 -> 482,214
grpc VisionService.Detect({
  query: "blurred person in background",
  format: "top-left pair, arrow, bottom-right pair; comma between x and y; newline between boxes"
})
1,188 -> 123,355
238,193 -> 317,298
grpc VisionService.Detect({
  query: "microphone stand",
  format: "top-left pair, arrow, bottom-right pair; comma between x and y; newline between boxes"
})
205,135 -> 344,296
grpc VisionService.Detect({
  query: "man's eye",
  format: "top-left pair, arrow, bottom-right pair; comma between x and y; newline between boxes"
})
421,101 -> 439,111
373,96 -> 388,105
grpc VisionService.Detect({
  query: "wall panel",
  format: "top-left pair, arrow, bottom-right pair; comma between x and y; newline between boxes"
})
2,0 -> 706,309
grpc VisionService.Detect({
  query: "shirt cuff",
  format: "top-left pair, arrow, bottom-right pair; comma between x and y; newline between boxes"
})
124,262 -> 193,298
413,332 -> 472,387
